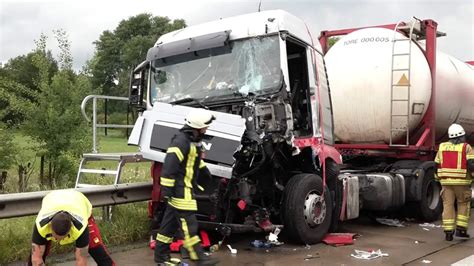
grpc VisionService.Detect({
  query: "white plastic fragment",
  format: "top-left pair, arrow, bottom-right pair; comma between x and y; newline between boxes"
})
422,260 -> 432,264
419,223 -> 442,228
376,218 -> 405,227
422,228 -> 430,231
227,245 -> 237,254
351,249 -> 389,260
266,228 -> 284,245
305,244 -> 311,249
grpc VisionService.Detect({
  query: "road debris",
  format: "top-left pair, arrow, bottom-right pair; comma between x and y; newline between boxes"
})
250,240 -> 273,248
304,254 -> 320,261
227,244 -> 237,254
305,244 -> 311,249
322,233 -> 357,246
419,223 -> 442,228
376,218 -> 405,227
351,249 -> 389,260
266,228 -> 284,246
422,228 -> 431,231
422,259 -> 432,263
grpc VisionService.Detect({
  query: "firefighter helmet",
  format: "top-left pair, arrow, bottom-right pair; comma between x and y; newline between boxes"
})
448,123 -> 465,139
185,109 -> 216,129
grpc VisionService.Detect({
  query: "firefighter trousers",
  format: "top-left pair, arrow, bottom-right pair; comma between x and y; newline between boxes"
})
441,185 -> 471,231
154,204 -> 204,263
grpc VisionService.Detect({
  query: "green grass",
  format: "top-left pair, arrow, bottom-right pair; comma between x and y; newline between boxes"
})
0,131 -> 153,264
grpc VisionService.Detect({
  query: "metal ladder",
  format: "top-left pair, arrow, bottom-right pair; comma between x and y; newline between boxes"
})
75,153 -> 148,220
75,153 -> 147,188
389,19 -> 417,146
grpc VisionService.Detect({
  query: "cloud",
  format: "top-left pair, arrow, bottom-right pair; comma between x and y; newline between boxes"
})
1,0 -> 472,71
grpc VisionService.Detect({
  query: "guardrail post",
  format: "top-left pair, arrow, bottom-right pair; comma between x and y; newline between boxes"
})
92,97 -> 97,153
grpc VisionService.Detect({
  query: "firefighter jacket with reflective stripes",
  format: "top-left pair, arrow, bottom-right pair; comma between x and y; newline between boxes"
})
435,142 -> 474,185
160,130 -> 211,211
35,190 -> 92,245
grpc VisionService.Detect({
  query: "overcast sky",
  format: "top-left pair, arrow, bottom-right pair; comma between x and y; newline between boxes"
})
1,0 -> 473,71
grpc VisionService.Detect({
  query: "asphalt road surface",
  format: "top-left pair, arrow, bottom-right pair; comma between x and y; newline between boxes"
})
50,215 -> 474,265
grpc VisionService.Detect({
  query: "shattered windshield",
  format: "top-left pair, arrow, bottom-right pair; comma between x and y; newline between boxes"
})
150,35 -> 281,104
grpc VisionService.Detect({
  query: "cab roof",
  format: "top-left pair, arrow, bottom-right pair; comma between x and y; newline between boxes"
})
155,10 -> 322,53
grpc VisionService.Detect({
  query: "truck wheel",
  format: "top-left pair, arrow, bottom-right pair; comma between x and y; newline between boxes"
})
414,168 -> 442,222
282,173 -> 333,244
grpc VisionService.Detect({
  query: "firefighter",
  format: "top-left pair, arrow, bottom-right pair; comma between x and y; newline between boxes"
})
435,123 -> 474,241
29,190 -> 114,266
154,108 -> 219,265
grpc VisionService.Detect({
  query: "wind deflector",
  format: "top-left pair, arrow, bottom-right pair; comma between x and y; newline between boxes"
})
146,30 -> 231,61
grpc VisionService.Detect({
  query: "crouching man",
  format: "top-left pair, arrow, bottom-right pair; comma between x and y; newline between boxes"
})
29,190 -> 115,266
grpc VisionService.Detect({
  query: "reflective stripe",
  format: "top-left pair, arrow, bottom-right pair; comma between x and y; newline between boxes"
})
156,233 -> 173,244
199,160 -> 206,169
167,147 -> 184,162
438,172 -> 468,178
457,215 -> 469,222
438,168 -> 467,173
183,235 -> 200,248
197,185 -> 205,191
439,179 -> 472,185
467,154 -> 474,160
443,225 -> 455,231
456,220 -> 469,228
180,218 -> 198,260
184,145 -> 197,188
169,197 -> 197,211
184,187 -> 192,200
160,177 -> 175,187
442,219 -> 455,231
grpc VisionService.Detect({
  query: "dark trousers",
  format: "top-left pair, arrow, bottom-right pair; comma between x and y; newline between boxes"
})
154,205 -> 204,263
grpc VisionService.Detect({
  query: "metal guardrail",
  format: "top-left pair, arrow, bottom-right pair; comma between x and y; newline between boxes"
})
81,95 -> 134,153
0,182 -> 152,219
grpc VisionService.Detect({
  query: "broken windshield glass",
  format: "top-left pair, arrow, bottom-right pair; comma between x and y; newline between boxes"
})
150,35 -> 281,104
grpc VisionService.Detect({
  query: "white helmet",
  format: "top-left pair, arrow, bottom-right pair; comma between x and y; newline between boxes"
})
448,123 -> 465,139
185,109 -> 216,129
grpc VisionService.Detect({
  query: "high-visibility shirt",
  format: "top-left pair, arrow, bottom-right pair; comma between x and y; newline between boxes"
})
434,142 -> 474,185
160,130 -> 210,211
35,190 -> 92,245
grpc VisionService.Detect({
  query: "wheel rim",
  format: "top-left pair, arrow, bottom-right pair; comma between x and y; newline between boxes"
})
304,190 -> 326,227
426,180 -> 441,210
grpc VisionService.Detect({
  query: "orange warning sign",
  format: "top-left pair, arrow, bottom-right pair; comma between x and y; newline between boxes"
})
397,74 -> 410,86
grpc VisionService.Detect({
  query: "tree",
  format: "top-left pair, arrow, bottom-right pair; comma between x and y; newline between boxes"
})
0,123 -> 17,173
0,48 -> 57,126
23,31 -> 92,188
0,50 -> 58,97
0,77 -> 35,127
89,13 -> 186,99
328,37 -> 341,50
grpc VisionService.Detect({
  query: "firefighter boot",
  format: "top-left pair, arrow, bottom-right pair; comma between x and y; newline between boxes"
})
445,230 -> 454,241
156,257 -> 182,266
455,228 -> 470,238
192,245 -> 219,266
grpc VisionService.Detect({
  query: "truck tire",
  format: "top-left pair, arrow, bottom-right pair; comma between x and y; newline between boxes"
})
325,160 -> 342,232
282,173 -> 333,244
412,168 -> 442,222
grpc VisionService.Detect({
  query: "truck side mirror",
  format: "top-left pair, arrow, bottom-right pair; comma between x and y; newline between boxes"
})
129,61 -> 149,110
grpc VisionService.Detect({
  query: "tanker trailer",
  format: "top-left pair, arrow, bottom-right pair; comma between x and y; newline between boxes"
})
321,20 -> 474,221
325,28 -> 474,144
